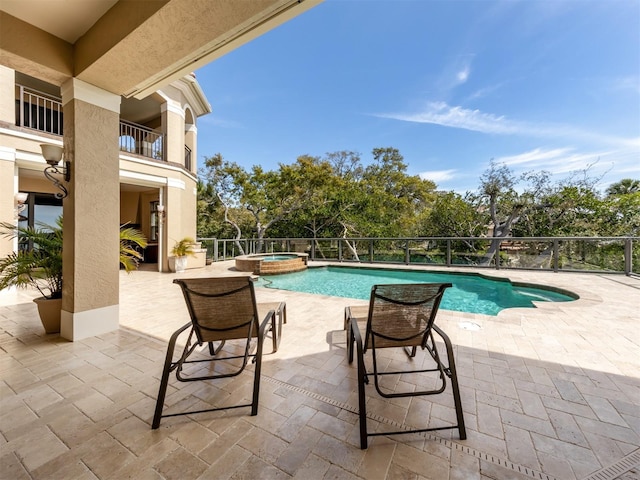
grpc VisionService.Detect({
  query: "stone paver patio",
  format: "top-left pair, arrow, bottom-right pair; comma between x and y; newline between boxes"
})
1,261 -> 639,479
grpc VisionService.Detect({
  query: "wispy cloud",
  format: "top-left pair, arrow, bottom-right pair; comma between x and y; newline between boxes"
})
435,55 -> 474,93
375,101 -> 640,148
456,66 -> 470,84
467,81 -> 508,100
493,146 -> 640,186
419,169 -> 457,183
495,147 -> 612,175
497,148 -> 576,167
376,101 -> 522,135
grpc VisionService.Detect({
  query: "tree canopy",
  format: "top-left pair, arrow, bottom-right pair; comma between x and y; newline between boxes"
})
197,149 -> 639,246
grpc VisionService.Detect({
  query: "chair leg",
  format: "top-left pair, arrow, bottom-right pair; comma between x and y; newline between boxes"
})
251,341 -> 262,416
271,311 -> 278,353
350,321 -> 368,449
261,304 -> 283,354
433,324 -> 466,440
357,343 -> 368,448
403,345 -> 418,358
251,314 -> 271,416
152,323 -> 190,429
272,307 -> 283,353
347,318 -> 354,363
208,340 -> 225,356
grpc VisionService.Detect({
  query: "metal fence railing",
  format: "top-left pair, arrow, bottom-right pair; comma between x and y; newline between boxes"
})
196,236 -> 639,276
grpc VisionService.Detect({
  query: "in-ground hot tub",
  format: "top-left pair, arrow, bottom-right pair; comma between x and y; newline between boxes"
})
235,253 -> 308,275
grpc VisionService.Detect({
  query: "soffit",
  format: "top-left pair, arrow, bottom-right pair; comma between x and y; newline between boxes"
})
0,0 -> 322,99
0,0 -> 118,43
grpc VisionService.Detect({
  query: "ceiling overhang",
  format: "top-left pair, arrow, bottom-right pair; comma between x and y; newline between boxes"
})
0,0 -> 322,99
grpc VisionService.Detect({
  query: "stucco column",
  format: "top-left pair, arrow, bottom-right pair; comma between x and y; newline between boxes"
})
60,79 -> 121,341
161,99 -> 185,164
0,150 -> 17,258
0,66 -> 17,255
0,66 -> 15,123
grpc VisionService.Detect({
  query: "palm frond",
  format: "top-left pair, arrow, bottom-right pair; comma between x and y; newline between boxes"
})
0,220 -> 63,298
119,225 -> 148,273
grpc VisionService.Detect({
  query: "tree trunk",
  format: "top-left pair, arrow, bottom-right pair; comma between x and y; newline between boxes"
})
215,193 -> 244,255
340,224 -> 360,261
342,239 -> 360,261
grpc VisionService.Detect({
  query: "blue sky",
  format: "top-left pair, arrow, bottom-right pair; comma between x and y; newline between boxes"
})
194,0 -> 640,194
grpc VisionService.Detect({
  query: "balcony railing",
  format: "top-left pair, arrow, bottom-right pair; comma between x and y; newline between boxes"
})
15,85 -> 63,135
15,84 -> 171,163
196,236 -> 639,276
119,120 -> 164,161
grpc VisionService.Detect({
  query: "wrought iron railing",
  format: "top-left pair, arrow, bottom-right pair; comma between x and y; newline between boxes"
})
196,236 -> 639,276
15,84 -> 167,162
119,120 -> 164,160
15,85 -> 63,135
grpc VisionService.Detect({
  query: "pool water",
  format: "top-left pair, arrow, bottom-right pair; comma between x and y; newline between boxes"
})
259,255 -> 299,262
256,266 -> 576,316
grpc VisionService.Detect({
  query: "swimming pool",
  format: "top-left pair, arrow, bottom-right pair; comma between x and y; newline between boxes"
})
256,266 -> 577,316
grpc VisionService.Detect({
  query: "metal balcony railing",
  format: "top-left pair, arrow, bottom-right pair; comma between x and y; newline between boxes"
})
15,85 -> 63,135
196,236 -> 639,276
119,120 -> 164,161
15,84 -> 172,163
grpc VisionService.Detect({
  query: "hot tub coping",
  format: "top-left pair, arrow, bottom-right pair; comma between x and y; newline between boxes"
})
235,252 -> 308,275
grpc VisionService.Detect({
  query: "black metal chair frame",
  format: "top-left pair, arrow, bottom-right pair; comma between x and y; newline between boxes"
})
347,283 -> 466,448
258,301 -> 286,354
152,277 -> 274,429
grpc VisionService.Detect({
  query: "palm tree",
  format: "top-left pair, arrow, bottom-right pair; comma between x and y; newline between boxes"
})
606,178 -> 640,196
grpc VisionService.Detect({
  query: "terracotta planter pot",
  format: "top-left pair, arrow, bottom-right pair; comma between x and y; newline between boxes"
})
33,297 -> 62,334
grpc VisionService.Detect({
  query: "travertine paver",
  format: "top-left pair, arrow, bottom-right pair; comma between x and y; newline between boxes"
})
0,261 -> 638,479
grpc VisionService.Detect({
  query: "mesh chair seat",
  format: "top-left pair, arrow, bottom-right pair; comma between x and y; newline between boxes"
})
346,283 -> 466,448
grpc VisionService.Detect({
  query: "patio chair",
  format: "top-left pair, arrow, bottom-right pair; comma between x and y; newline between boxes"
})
346,283 -> 466,448
152,276 -> 282,429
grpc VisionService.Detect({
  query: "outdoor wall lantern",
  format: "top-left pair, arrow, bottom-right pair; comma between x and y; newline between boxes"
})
40,143 -> 69,199
157,204 -> 166,225
14,192 -> 28,219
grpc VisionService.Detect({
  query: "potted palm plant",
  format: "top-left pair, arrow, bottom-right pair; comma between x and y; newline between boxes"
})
0,219 -> 148,333
0,219 -> 63,333
170,237 -> 196,273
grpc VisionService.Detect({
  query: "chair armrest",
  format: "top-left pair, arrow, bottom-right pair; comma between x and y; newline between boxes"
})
169,321 -> 192,345
431,323 -> 456,373
258,310 -> 275,338
431,323 -> 451,347
348,315 -> 364,364
350,317 -> 363,347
